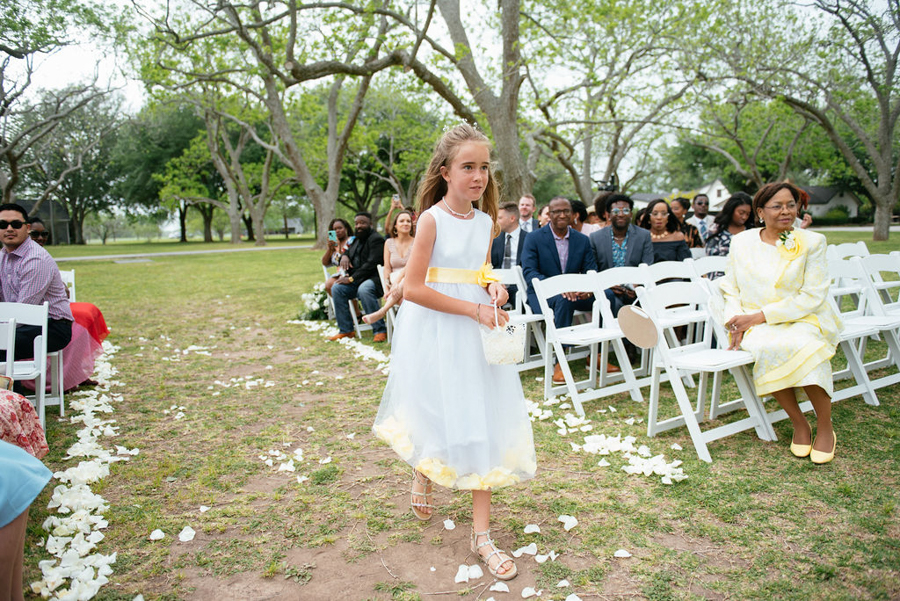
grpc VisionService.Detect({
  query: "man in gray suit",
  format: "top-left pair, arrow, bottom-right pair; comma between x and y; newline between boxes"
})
589,194 -> 654,316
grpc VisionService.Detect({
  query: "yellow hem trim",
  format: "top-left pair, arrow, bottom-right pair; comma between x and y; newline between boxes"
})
755,343 -> 835,395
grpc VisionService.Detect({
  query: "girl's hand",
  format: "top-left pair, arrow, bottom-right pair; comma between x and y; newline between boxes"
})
487,282 -> 509,307
475,303 -> 509,328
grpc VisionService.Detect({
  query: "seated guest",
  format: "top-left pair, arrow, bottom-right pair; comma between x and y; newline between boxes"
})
670,197 -> 703,248
0,439 -> 52,601
27,217 -> 109,390
329,212 -> 387,342
637,199 -> 691,263
518,194 -> 540,233
720,182 -> 841,463
592,190 -> 612,229
686,194 -> 715,243
321,218 -> 353,296
522,197 -> 601,382
363,209 -> 415,325
537,204 -> 551,228
571,200 -> 601,235
0,204 -> 73,363
0,388 -> 48,459
490,202 -> 528,308
705,192 -> 753,258
589,194 -> 654,316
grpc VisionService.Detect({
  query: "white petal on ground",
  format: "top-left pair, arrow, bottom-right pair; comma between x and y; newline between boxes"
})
608,405 -> 617,412
319,457 -> 332,464
558,515 -> 578,531
535,554 -> 549,563
521,587 -> 539,598
454,564 -> 470,583
467,564 -> 483,580
443,519 -> 455,530
523,524 -> 541,534
512,542 -> 538,557
178,527 -> 196,542
549,550 -> 559,561
134,596 -> 145,601
490,582 -> 510,592
148,530 -> 164,541
614,549 -> 632,558
199,506 -> 210,513
565,595 -> 583,601
670,443 -> 682,451
346,433 -> 356,439
297,475 -> 309,484
597,459 -> 611,467
430,566 -> 436,572
556,579 -> 570,587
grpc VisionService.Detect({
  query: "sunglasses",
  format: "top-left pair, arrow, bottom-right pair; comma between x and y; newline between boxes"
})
609,208 -> 632,216
0,220 -> 26,230
29,231 -> 49,239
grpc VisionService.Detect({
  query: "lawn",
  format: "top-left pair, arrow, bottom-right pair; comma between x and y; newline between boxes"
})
21,228 -> 900,600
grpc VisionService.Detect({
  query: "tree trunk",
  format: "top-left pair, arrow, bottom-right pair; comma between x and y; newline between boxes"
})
252,206 -> 267,246
243,213 -> 255,241
178,204 -> 188,242
283,212 -> 289,239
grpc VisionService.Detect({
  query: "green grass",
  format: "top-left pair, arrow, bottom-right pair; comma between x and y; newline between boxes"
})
21,229 -> 900,600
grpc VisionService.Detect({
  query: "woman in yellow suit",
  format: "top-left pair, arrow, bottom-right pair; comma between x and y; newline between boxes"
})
719,182 -> 842,464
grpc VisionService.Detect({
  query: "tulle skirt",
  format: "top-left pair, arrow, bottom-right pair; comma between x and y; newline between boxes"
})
373,282 -> 536,490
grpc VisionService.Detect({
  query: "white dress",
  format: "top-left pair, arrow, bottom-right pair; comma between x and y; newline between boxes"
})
373,206 -> 537,490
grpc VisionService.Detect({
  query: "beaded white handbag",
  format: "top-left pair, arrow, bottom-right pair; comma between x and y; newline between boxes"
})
479,304 -> 526,365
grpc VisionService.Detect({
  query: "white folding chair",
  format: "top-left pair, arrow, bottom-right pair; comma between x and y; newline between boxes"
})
691,255 -> 728,281
0,319 -> 16,378
59,269 -> 77,302
625,284 -> 775,463
376,264 -> 396,343
690,247 -> 707,259
0,302 -> 50,428
321,265 -> 338,320
533,272 -> 643,416
641,260 -> 709,349
858,254 -> 900,316
826,241 -> 869,261
492,266 -> 546,371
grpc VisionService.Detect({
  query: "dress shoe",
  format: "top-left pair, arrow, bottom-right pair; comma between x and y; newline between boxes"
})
373,332 -> 388,343
552,363 -> 566,384
790,441 -> 812,458
585,356 -> 620,373
328,331 -> 356,341
810,432 -> 836,464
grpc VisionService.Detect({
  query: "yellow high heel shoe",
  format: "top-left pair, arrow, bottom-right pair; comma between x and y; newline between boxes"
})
810,432 -> 836,464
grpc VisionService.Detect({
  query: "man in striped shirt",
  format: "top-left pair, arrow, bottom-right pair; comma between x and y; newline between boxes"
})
0,203 -> 73,361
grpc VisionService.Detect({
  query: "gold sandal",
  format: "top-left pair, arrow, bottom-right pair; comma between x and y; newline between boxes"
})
410,470 -> 434,520
470,528 -> 518,580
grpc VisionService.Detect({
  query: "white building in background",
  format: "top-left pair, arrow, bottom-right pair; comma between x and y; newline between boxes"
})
802,186 -> 862,218
698,179 -> 731,212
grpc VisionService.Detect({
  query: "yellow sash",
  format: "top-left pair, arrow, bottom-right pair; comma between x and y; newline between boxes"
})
426,263 -> 499,286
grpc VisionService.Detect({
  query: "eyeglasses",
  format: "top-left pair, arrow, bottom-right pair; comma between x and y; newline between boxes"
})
29,231 -> 49,239
694,201 -> 709,206
763,202 -> 798,212
549,209 -> 572,216
0,220 -> 26,230
609,208 -> 632,216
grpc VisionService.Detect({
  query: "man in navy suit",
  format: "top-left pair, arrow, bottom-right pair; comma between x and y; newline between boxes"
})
518,194 -> 541,233
490,202 -> 528,307
522,197 -> 606,382
588,194 -> 654,316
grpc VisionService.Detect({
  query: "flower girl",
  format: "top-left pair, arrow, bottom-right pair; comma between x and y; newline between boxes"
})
373,124 -> 536,580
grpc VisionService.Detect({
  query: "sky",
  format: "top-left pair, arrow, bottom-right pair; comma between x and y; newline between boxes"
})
25,41 -> 146,112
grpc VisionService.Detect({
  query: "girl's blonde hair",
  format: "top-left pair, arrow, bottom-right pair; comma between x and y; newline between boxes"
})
416,123 -> 500,236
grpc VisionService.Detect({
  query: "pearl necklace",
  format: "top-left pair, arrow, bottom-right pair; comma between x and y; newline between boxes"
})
443,198 -> 474,219
651,231 -> 668,240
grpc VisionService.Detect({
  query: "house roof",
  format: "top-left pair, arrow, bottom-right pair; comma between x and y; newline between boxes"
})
801,186 -> 861,206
